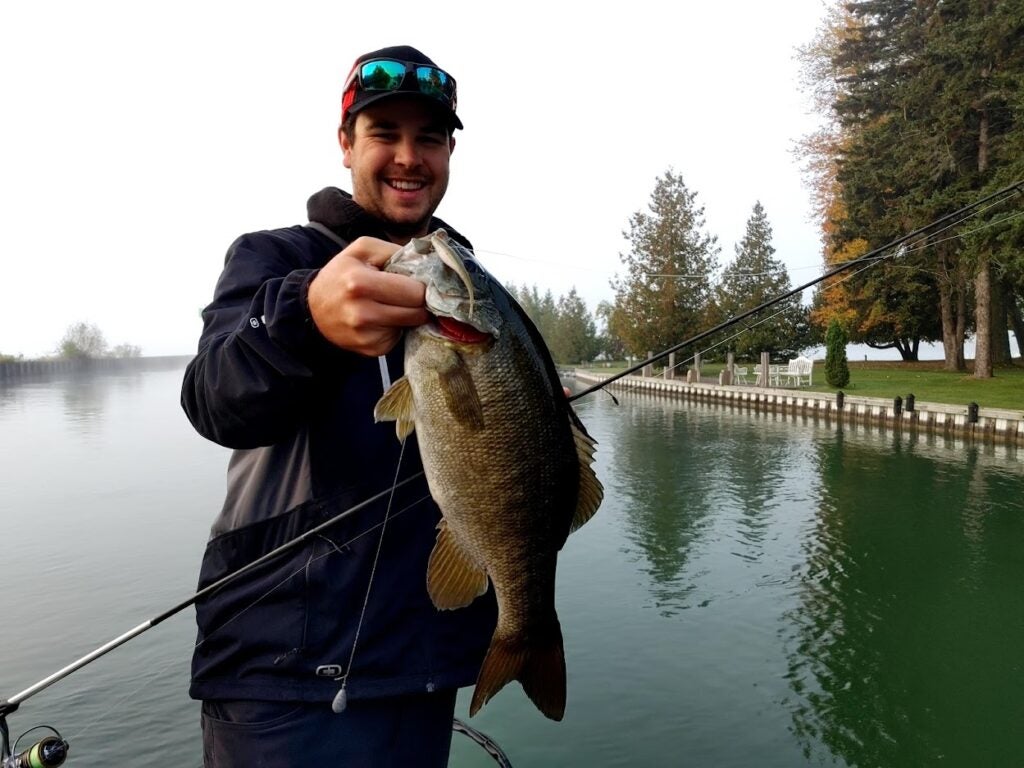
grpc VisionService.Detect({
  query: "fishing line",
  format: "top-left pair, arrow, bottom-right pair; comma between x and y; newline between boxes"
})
569,178 -> 1024,403
593,252 -> 898,400
891,208 -> 1024,270
332,437 -> 409,714
816,197 -> 1024,281
452,718 -> 514,768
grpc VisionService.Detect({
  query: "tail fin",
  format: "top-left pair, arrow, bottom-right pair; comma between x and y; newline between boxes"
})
469,621 -> 566,721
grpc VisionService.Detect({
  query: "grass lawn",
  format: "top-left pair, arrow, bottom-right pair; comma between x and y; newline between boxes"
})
577,360 -> 1024,412
806,360 -> 1024,411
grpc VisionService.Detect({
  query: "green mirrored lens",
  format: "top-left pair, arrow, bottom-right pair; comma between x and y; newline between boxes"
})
360,60 -> 406,91
415,66 -> 454,99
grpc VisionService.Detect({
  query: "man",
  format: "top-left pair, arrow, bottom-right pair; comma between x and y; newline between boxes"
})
181,45 -> 497,767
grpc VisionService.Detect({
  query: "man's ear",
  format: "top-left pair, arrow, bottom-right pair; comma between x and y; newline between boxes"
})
339,127 -> 353,169
449,136 -> 456,155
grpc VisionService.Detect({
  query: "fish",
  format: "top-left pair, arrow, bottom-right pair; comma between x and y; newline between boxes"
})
374,229 -> 603,720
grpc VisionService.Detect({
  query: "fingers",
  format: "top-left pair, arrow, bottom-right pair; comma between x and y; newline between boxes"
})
307,237 -> 430,357
351,268 -> 428,313
343,236 -> 404,269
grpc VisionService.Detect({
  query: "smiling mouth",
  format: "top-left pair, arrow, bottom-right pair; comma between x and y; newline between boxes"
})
388,179 -> 426,191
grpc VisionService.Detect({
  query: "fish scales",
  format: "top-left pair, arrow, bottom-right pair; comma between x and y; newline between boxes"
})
375,230 -> 602,721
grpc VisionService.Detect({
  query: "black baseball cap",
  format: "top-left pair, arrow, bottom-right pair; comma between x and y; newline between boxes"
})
341,45 -> 462,130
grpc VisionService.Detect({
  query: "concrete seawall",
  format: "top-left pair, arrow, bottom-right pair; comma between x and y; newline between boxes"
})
0,355 -> 192,381
573,371 -> 1024,448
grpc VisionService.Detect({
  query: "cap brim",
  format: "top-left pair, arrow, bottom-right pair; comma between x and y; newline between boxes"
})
347,91 -> 463,131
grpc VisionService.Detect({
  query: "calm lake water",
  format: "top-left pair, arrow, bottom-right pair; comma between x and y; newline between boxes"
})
1,364 -> 1022,767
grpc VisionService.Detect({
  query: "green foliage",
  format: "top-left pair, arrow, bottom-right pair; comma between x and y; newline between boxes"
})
57,321 -> 107,359
550,289 -> 599,364
506,283 -> 599,365
799,0 -> 1024,367
816,360 -> 1024,408
715,202 -> 811,360
507,284 -> 558,343
0,352 -> 24,363
824,318 -> 850,388
610,168 -> 720,359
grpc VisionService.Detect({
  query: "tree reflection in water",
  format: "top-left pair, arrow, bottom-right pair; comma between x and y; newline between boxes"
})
785,428 -> 1024,766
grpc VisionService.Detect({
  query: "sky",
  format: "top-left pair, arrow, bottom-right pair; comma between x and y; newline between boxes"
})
0,0 -> 832,359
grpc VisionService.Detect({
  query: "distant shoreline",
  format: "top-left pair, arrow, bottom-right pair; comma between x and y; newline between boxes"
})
0,355 -> 192,382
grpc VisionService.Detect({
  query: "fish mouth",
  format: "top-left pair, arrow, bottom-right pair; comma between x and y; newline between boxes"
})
432,314 -> 493,344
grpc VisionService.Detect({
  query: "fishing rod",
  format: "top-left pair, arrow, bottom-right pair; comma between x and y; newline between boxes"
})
569,178 -> 1024,403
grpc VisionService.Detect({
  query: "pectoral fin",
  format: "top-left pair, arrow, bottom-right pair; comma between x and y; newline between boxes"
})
427,520 -> 489,609
439,362 -> 485,430
570,422 -> 603,533
373,376 -> 416,440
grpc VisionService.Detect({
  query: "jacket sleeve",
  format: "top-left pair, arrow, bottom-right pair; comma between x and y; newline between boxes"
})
181,230 -> 352,449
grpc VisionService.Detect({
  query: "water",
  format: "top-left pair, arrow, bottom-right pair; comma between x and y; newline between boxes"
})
1,366 -> 1021,767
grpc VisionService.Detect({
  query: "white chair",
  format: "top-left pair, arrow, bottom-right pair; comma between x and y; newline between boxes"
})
782,356 -> 813,386
753,364 -> 782,386
795,357 -> 813,386
733,366 -> 749,384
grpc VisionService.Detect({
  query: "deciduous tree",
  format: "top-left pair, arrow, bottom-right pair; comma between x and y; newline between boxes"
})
57,321 -> 107,359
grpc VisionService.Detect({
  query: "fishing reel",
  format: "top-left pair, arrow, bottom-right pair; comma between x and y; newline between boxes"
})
0,706 -> 69,768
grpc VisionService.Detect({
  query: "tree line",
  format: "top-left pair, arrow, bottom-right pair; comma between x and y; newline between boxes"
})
797,0 -> 1024,377
0,322 -> 141,362
511,170 -> 811,368
515,2 -> 1024,374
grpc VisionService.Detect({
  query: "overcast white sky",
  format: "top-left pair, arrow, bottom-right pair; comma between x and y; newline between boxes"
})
1,0 -> 830,358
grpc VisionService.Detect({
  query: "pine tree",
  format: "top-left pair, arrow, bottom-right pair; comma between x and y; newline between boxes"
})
610,169 -> 720,359
507,283 -> 558,348
715,202 -> 809,360
550,288 -> 598,365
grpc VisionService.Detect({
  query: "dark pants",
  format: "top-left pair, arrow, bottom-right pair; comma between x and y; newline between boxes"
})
201,690 -> 458,768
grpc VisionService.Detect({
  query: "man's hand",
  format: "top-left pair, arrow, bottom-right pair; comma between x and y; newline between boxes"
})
308,236 -> 430,357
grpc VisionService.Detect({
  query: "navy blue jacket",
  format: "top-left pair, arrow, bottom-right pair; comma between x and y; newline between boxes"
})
181,187 -> 497,702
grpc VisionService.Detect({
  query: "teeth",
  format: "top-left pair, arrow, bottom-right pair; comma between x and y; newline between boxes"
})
391,180 -> 424,191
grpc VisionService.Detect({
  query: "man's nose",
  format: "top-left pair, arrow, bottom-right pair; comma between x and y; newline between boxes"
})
393,137 -> 421,166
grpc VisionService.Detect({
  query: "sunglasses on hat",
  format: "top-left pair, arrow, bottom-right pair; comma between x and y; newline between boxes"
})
343,58 -> 457,112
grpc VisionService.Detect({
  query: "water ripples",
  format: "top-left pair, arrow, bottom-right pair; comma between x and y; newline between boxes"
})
577,389 -> 1024,765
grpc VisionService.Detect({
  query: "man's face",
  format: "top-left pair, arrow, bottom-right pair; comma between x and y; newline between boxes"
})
341,96 -> 455,242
